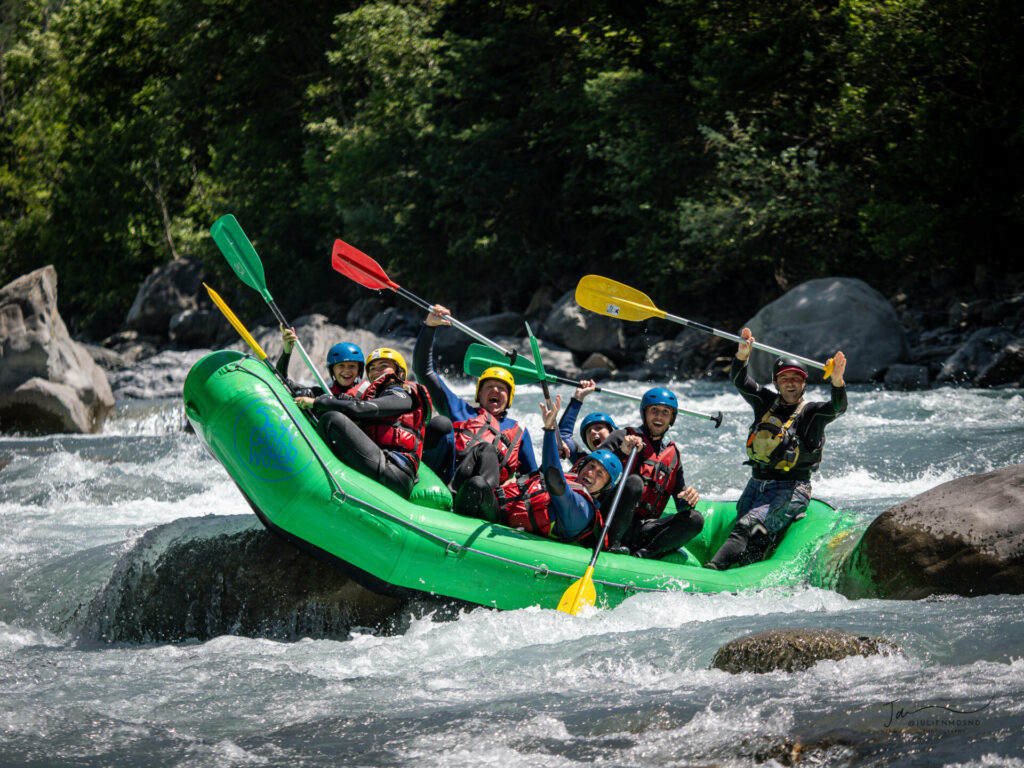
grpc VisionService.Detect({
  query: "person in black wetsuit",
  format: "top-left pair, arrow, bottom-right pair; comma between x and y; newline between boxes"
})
297,347 -> 430,499
277,326 -> 366,397
704,328 -> 848,570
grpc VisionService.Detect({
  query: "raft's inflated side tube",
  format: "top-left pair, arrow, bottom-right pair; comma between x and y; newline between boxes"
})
184,351 -> 860,611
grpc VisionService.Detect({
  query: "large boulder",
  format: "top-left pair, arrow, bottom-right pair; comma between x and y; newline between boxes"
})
542,289 -> 626,354
839,463 -> 1024,599
936,327 -> 1018,384
883,363 -> 930,391
644,333 -> 714,380
124,257 -> 204,337
711,627 -> 900,674
745,278 -> 908,383
79,514 -> 405,643
977,341 -> 1024,387
106,348 -> 213,400
0,266 -> 115,434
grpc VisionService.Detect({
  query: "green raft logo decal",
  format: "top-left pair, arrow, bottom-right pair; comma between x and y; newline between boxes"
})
233,399 -> 312,481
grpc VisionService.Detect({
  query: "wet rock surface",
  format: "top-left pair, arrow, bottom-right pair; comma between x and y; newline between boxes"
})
839,463 -> 1024,599
0,266 -> 115,434
711,627 -> 901,674
79,514 -> 463,643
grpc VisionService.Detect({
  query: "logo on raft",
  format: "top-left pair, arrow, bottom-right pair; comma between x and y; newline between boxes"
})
233,399 -> 312,481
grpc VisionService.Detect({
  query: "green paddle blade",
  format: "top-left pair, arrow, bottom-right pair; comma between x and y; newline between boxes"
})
210,214 -> 273,302
525,321 -> 546,379
463,343 -> 545,384
525,321 -> 551,400
557,566 -> 597,614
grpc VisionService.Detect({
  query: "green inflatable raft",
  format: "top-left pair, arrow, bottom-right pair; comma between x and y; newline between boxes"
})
183,350 -> 860,611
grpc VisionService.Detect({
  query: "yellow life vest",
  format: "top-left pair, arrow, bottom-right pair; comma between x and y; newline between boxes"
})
745,399 -> 807,472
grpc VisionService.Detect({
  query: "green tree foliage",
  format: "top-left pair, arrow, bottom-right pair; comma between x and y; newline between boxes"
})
1,0 -> 1021,338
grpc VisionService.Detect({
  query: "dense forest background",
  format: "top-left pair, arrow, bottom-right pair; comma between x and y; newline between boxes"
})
1,0 -> 1022,341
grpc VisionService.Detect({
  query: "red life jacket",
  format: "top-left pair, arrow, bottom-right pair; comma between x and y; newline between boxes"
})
358,373 -> 432,471
452,409 -> 523,483
329,379 -> 369,397
625,426 -> 682,520
496,473 -> 601,542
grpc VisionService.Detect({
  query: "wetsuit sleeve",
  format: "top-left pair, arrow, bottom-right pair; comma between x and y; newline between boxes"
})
799,385 -> 848,447
731,358 -> 775,415
595,428 -> 629,463
558,398 -> 584,463
276,349 -> 326,398
276,348 -> 292,379
518,427 -> 540,474
670,462 -> 693,513
412,324 -> 474,422
542,429 -> 594,540
313,386 -> 413,420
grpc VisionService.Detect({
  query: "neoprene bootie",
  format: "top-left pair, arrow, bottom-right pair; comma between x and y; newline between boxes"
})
453,476 -> 499,523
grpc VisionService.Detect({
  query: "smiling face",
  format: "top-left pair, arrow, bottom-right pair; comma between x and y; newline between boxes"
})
643,404 -> 675,438
578,458 -> 612,494
366,359 -> 398,380
330,361 -> 361,387
478,379 -> 510,415
583,422 -> 611,451
775,371 -> 807,404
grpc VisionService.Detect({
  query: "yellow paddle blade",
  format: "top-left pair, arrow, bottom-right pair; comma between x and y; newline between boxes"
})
557,565 -> 597,615
822,357 -> 835,380
574,275 -> 666,323
204,283 -> 268,360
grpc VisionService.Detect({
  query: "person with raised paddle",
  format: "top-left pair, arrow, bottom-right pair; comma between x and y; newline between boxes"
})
597,387 -> 703,559
704,329 -> 848,571
556,379 -> 618,469
412,304 -> 539,493
454,395 -> 624,546
297,347 -> 432,499
276,326 -> 368,398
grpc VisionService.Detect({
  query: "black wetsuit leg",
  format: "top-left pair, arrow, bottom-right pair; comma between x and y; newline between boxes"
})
705,523 -> 751,569
421,414 -> 454,479
606,475 -> 644,549
424,414 -> 453,451
317,411 -> 416,498
450,441 -> 501,492
627,507 -> 704,559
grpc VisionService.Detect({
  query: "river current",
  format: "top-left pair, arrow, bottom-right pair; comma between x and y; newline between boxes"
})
2,376 -> 1023,767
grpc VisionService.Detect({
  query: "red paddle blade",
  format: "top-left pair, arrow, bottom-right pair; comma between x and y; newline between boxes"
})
331,239 -> 398,292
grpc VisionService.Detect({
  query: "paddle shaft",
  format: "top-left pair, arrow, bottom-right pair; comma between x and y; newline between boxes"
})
557,446 -> 640,615
204,283 -> 268,361
263,299 -> 332,393
582,447 -> 640,575
210,214 -> 332,392
404,288 -> 518,363
663,311 -> 828,373
546,370 -> 722,426
463,343 -> 723,425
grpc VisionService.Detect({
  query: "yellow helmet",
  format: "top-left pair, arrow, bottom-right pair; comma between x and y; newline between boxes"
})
475,366 -> 515,407
366,347 -> 407,379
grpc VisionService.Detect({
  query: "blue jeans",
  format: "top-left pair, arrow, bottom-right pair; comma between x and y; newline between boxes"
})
737,478 -> 812,535
707,478 -> 811,569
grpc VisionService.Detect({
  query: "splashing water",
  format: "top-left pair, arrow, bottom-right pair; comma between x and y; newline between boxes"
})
1,381 -> 1023,766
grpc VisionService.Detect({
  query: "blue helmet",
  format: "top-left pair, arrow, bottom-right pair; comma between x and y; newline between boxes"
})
641,387 -> 678,425
579,412 -> 617,450
327,342 -> 365,377
586,449 -> 624,489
